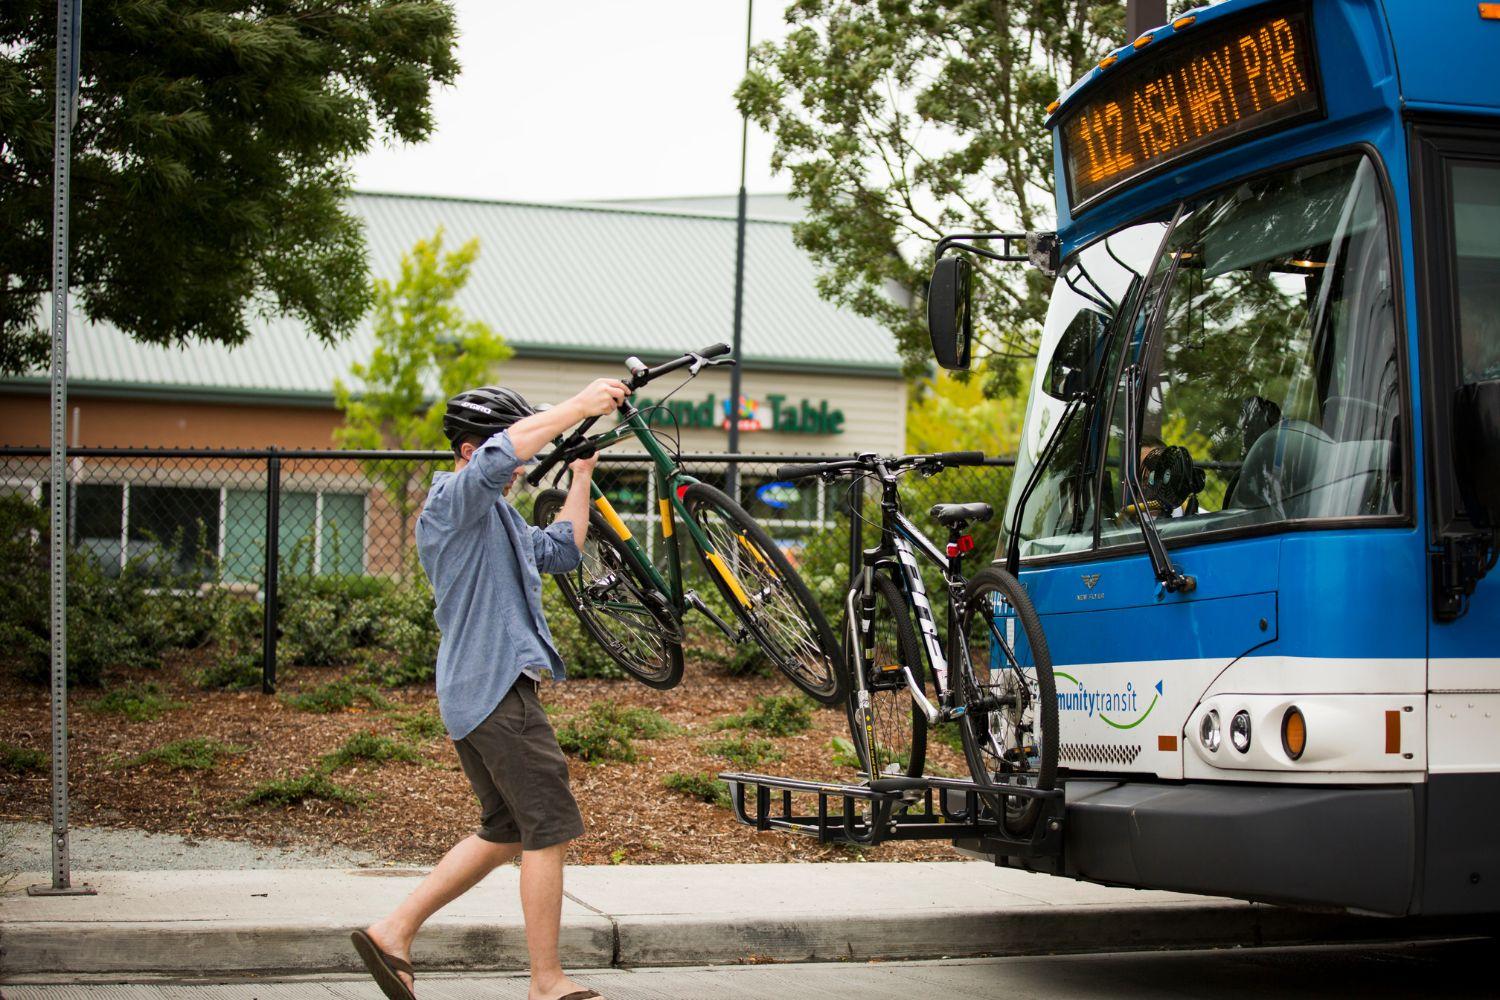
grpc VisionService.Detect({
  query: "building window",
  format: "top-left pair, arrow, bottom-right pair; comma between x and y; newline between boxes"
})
222,489 -> 367,582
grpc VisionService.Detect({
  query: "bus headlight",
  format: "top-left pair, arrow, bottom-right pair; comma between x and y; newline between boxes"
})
1199,710 -> 1221,752
1230,710 -> 1252,753
1281,706 -> 1306,760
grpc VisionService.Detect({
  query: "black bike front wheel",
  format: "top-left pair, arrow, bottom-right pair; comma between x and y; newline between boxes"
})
956,565 -> 1058,836
843,571 -> 927,781
533,488 -> 685,690
680,483 -> 845,704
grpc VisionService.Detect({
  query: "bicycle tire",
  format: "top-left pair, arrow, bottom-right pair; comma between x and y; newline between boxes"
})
956,565 -> 1058,836
680,482 -> 845,704
533,488 -> 685,690
842,570 -> 927,780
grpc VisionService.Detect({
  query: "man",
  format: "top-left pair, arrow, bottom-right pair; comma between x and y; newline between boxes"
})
351,377 -> 629,1000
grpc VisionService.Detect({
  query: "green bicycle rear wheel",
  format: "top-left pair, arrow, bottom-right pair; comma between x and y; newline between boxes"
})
533,488 -> 684,689
680,483 -> 845,705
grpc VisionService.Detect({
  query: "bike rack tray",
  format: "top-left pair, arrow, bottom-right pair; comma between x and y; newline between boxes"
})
718,770 -> 1064,858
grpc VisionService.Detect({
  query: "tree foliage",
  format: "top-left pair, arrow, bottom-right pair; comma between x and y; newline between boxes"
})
334,227 -> 510,565
0,0 -> 459,374
906,368 -> 1027,456
738,0 -> 1124,396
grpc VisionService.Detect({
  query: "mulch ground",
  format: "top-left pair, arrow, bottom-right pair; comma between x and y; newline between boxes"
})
0,654 -> 968,866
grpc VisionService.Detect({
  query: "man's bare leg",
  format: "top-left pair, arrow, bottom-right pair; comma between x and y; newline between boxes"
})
366,834 -> 521,992
521,841 -> 589,1000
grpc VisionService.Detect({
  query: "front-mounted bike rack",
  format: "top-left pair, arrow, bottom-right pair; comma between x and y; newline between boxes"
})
718,770 -> 1064,861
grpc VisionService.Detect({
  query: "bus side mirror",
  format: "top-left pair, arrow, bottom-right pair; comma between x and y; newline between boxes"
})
1454,380 -> 1500,528
927,255 -> 973,371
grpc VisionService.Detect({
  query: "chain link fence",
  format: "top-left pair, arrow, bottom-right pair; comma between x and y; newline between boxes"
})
0,446 -> 1015,692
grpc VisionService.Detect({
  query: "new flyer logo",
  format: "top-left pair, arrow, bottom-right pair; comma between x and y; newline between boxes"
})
721,395 -> 763,432
1055,672 -> 1163,730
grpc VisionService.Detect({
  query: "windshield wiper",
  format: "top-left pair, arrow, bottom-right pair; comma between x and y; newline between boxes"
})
1120,361 -> 1195,594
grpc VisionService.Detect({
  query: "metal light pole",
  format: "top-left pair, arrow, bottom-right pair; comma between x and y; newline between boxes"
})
31,0 -> 93,899
726,0 -> 752,500
1126,0 -> 1167,37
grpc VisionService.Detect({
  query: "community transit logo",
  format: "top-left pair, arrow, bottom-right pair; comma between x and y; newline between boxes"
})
1054,671 -> 1163,731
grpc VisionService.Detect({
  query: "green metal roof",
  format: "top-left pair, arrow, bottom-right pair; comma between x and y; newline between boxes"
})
4,193 -> 901,403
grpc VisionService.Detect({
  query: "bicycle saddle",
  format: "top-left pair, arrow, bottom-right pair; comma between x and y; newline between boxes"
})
930,502 -> 993,527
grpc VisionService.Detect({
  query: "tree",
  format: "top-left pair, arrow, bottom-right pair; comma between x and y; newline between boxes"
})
737,0 -> 1124,396
334,227 -> 510,568
906,368 -> 1027,456
0,0 -> 459,374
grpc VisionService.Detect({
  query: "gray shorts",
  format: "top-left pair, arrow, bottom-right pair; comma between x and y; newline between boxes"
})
452,677 -> 584,851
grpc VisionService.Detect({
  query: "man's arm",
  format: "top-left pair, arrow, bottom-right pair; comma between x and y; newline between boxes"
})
557,454 -> 597,552
507,378 -> 630,462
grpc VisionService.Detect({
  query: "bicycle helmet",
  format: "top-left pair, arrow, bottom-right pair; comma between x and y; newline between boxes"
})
442,386 -> 535,449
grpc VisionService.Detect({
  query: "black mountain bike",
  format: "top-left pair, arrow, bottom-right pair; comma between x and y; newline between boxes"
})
527,344 -> 844,705
777,451 -> 1058,834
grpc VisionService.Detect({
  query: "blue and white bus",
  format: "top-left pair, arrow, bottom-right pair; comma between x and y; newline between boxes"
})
938,0 -> 1500,916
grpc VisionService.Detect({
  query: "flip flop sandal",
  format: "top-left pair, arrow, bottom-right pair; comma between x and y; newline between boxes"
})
350,929 -> 416,1000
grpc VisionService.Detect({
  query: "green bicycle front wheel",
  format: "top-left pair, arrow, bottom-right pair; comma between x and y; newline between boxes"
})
680,483 -> 845,705
533,488 -> 684,690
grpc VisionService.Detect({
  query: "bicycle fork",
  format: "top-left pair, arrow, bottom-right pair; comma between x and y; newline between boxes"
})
847,571 -> 944,733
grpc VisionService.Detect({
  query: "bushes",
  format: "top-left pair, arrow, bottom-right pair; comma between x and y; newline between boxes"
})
703,735 -> 783,768
319,730 -> 423,771
1,741 -> 48,773
713,694 -> 815,736
556,702 -> 675,763
89,682 -> 186,722
663,771 -> 730,808
116,738 -> 245,772
236,771 -> 365,809
280,677 -> 393,713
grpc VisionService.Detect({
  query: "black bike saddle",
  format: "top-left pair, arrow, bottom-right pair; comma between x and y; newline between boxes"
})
930,502 -> 993,527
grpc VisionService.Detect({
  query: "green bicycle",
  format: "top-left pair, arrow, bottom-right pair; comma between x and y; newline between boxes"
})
527,343 -> 845,704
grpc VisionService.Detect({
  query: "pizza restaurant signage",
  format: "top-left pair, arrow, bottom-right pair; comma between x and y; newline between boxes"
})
633,393 -> 845,435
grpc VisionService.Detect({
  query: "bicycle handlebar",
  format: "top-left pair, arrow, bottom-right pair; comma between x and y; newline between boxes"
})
775,451 -> 987,481
526,344 -> 735,486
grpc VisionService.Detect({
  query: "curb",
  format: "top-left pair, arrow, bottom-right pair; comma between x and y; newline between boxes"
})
0,903 -> 1451,977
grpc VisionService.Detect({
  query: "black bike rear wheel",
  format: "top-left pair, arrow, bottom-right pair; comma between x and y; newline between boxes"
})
681,483 -> 845,704
843,571 -> 927,780
956,566 -> 1057,835
533,489 -> 685,689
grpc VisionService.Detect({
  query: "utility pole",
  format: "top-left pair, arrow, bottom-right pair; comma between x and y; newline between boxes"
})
726,0 -> 752,500
32,0 -> 94,899
1126,0 -> 1167,38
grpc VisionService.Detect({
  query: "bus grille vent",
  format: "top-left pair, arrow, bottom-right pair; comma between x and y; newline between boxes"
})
1060,742 -> 1141,766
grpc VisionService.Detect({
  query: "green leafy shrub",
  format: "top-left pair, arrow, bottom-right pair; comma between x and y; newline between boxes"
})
0,741 -> 48,773
556,701 -> 675,763
930,721 -> 965,755
195,597 -> 264,690
397,710 -> 447,742
830,735 -> 862,770
236,771 -> 365,809
663,771 -> 730,808
281,677 -> 393,714
319,730 -> 423,772
278,573 -> 401,668
116,738 -> 245,772
703,735 -> 783,768
688,626 -> 771,678
279,596 -> 353,667
358,584 -> 441,687
89,682 -> 186,722
713,694 -> 814,736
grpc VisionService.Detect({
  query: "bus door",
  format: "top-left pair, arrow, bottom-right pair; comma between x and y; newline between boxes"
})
1412,121 -> 1500,914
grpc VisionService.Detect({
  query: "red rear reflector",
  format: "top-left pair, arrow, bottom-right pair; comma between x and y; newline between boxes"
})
945,543 -> 960,558
676,485 -> 690,500
958,534 -> 975,552
1385,710 -> 1401,753
1158,734 -> 1178,752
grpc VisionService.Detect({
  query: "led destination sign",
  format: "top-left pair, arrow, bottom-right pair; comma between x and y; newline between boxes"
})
1060,7 -> 1320,209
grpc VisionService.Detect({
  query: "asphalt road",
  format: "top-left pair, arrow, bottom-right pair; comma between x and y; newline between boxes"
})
4,939 -> 1494,999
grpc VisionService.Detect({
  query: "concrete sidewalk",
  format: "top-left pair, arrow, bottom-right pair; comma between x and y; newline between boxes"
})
0,863 -> 1422,978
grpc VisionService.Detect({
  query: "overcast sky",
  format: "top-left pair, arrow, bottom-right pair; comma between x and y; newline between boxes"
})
351,1 -> 794,203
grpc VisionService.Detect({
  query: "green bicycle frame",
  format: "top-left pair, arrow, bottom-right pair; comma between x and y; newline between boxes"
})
562,399 -> 749,618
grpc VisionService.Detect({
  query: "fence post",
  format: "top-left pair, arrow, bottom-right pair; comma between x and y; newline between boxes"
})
262,449 -> 281,694
847,474 -> 864,585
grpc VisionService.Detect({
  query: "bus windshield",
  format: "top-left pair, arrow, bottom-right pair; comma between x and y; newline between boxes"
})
1005,153 -> 1403,560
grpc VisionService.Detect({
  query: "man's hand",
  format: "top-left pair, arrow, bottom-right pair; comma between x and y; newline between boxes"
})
569,453 -> 600,477
507,378 -> 630,462
560,453 -> 599,551
572,378 -> 630,418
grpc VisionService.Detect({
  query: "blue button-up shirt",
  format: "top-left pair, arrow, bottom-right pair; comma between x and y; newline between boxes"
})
415,431 -> 582,740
